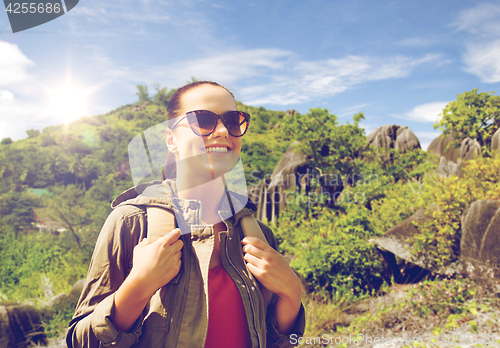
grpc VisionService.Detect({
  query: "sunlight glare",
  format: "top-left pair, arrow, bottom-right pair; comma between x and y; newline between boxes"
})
48,82 -> 88,124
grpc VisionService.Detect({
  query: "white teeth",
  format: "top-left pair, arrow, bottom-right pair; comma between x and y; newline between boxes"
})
206,147 -> 229,153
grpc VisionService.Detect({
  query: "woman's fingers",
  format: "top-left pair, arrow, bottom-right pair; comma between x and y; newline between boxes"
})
156,228 -> 182,246
244,251 -> 265,268
241,237 -> 270,251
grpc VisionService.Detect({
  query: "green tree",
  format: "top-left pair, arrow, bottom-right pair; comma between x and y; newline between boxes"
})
136,84 -> 151,103
151,83 -> 176,108
26,129 -> 40,138
0,190 -> 38,235
1,138 -> 12,145
43,185 -> 92,248
282,108 -> 368,174
435,89 -> 500,155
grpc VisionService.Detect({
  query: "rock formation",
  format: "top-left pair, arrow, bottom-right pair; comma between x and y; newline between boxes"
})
248,141 -> 310,222
369,208 -> 434,284
435,137 -> 482,178
461,199 -> 500,278
0,279 -> 85,347
491,128 -> 500,154
367,125 -> 421,162
367,125 -> 421,151
0,304 -> 47,347
428,133 -> 462,162
460,138 -> 481,161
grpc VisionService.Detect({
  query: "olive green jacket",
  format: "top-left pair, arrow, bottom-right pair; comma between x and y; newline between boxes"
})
66,180 -> 305,348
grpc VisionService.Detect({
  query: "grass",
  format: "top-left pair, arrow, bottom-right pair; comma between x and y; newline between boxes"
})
302,274 -> 500,347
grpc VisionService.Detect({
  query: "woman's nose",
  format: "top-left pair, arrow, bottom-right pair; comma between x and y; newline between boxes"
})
211,118 -> 229,137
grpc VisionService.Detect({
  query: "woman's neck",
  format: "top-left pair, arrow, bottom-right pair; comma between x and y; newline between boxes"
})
176,175 -> 226,225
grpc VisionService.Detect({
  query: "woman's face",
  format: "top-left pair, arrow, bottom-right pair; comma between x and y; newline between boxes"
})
166,84 -> 242,179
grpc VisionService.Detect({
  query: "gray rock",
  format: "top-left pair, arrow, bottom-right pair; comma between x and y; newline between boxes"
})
370,208 -> 433,270
70,279 -> 86,299
367,125 -> 421,163
428,133 -> 462,162
4,304 -> 47,347
41,293 -> 69,312
460,137 -> 481,161
370,204 -> 460,283
367,125 -> 421,152
285,109 -> 298,117
461,199 -> 500,278
248,141 -> 310,222
0,306 -> 12,348
492,128 -> 500,154
436,156 -> 461,178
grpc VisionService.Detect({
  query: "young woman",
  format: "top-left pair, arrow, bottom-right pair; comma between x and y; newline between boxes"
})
67,81 -> 305,348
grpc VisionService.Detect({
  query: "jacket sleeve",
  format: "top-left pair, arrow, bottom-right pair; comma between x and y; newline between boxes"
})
66,206 -> 147,348
256,221 -> 306,348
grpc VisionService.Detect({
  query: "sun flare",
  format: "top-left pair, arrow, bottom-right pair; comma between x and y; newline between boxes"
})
47,82 -> 88,124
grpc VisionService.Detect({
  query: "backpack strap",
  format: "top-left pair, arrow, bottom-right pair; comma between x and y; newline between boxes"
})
146,206 -> 176,244
240,215 -> 274,309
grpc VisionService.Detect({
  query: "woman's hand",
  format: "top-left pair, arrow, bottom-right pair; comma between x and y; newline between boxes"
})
128,229 -> 184,299
242,237 -> 301,300
242,237 -> 302,334
112,229 -> 183,332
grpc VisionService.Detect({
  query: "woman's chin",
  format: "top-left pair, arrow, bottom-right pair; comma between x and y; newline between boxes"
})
207,152 -> 239,171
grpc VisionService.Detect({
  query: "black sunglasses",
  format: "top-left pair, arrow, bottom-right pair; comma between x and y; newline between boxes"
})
170,110 -> 250,137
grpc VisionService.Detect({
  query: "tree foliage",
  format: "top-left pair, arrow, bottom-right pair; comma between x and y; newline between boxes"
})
435,89 -> 500,155
281,108 -> 368,175
136,84 -> 151,103
26,129 -> 40,138
1,137 -> 12,145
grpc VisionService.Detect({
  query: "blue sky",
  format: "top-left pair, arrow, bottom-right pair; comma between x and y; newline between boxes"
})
1,0 -> 500,150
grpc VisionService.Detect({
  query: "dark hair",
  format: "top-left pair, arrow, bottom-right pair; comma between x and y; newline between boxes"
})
163,81 -> 235,179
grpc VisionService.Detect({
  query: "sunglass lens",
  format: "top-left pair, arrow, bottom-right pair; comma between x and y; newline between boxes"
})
223,112 -> 248,137
187,111 -> 217,136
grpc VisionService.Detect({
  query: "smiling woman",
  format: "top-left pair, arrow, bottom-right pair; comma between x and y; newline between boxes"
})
47,82 -> 88,124
67,80 -> 305,348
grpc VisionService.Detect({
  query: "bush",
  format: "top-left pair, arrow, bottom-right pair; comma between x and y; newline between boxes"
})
412,156 -> 500,267
40,134 -> 57,147
124,111 -> 134,121
273,194 -> 384,298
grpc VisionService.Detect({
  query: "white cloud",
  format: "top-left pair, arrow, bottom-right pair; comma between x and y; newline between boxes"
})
453,3 -> 500,36
463,41 -> 500,83
140,50 -> 442,106
0,41 -> 35,86
336,103 -> 370,118
0,97 -> 44,140
398,37 -> 438,47
241,54 -> 441,105
454,3 -> 500,83
402,102 -> 449,123
148,49 -> 294,88
0,90 -> 15,102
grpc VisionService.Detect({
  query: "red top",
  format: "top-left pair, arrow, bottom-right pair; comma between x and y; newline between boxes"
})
204,264 -> 251,348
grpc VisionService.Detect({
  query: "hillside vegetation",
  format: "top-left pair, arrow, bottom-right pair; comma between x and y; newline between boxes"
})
1,86 -> 499,343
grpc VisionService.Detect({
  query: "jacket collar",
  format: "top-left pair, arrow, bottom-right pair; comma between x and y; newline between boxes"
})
111,179 -> 257,230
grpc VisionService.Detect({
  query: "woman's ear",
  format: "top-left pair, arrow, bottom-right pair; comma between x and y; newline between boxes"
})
166,129 -> 178,153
